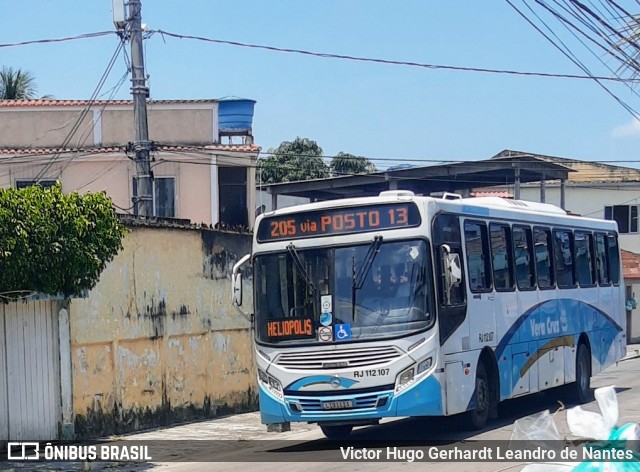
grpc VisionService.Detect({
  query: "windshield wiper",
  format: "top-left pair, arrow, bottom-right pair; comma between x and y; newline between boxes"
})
287,243 -> 316,293
353,235 -> 383,290
351,235 -> 383,320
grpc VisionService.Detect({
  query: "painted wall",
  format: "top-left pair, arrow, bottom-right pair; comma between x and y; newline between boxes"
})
100,107 -> 215,146
0,103 -> 217,148
0,109 -> 94,148
0,152 -> 261,228
69,225 -> 256,437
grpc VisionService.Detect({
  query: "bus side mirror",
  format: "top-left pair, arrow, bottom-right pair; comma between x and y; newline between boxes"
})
441,244 -> 462,305
232,254 -> 251,307
232,272 -> 243,306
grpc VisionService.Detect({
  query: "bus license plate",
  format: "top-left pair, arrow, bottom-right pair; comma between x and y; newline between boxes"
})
322,400 -> 353,410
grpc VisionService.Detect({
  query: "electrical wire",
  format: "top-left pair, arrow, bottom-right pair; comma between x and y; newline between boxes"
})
31,38 -> 126,183
506,0 -> 640,120
152,29 -> 636,83
0,31 -> 116,49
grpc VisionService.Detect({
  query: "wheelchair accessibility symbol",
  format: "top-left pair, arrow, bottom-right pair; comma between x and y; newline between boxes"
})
334,323 -> 351,341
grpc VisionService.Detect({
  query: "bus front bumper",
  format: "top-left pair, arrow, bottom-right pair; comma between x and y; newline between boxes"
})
259,375 -> 443,425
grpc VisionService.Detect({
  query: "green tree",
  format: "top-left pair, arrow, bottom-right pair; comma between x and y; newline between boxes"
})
0,183 -> 127,297
0,67 -> 40,100
258,137 -> 329,184
329,152 -> 376,176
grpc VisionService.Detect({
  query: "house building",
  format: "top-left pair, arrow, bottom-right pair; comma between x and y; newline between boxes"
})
0,98 -> 259,229
489,150 -> 640,253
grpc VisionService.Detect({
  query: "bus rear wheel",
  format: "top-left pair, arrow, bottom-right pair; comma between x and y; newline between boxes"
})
573,343 -> 592,404
320,424 -> 353,440
463,362 -> 490,430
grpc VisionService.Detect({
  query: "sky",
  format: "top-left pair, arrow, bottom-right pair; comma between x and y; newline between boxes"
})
3,1 -> 640,169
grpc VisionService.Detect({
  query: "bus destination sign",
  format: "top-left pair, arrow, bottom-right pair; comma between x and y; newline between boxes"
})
257,202 -> 421,242
266,317 -> 314,341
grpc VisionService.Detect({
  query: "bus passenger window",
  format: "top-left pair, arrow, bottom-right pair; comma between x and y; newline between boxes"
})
595,233 -> 610,285
574,231 -> 595,286
490,223 -> 514,291
553,229 -> 575,288
608,233 -> 620,285
464,221 -> 491,292
513,226 -> 535,290
433,213 -> 465,306
534,227 -> 554,289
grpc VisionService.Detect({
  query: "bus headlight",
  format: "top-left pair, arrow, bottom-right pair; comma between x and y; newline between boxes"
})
258,369 -> 269,384
396,366 -> 415,392
269,376 -> 282,393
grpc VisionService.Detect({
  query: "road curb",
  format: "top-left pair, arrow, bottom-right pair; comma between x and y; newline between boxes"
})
620,349 -> 640,362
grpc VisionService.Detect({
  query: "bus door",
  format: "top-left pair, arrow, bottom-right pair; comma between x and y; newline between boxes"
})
434,213 -> 474,415
432,213 -> 467,354
510,225 -> 539,397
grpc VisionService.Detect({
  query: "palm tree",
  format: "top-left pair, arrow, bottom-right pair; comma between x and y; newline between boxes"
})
0,67 -> 39,100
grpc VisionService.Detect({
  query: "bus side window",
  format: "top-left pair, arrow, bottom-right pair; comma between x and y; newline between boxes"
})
490,223 -> 515,291
607,233 -> 620,285
553,229 -> 576,289
595,232 -> 610,285
433,213 -> 465,306
433,213 -> 467,346
574,231 -> 595,287
513,225 -> 535,290
533,227 -> 554,289
464,220 -> 492,292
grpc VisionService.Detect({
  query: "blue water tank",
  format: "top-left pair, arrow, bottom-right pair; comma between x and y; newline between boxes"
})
218,97 -> 256,132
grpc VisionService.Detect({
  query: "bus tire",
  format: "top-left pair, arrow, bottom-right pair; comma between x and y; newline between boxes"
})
573,343 -> 592,404
463,361 -> 490,430
320,424 -> 353,440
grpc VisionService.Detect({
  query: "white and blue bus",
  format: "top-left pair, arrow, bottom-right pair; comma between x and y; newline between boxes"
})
232,190 -> 626,439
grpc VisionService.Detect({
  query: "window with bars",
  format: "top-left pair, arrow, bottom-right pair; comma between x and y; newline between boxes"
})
15,179 -> 57,189
604,205 -> 638,234
132,177 -> 176,218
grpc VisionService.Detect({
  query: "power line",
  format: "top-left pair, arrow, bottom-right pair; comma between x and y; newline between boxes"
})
32,39 -> 126,183
0,31 -> 116,49
152,29 -> 638,83
506,0 -> 640,120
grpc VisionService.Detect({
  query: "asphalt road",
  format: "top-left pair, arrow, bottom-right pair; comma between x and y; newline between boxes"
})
149,356 -> 640,472
3,357 -> 638,472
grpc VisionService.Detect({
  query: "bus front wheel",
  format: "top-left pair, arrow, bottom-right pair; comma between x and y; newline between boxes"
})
463,362 -> 490,430
573,343 -> 592,404
320,424 -> 353,440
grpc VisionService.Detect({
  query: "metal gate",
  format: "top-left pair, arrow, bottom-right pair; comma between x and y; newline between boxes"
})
0,300 -> 61,440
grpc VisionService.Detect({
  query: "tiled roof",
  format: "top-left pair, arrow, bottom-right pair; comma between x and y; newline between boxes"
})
0,143 -> 260,155
623,249 -> 640,280
0,99 -> 219,108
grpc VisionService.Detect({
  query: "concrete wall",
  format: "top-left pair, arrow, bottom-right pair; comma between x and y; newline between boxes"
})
0,109 -> 94,148
100,107 -> 215,146
0,152 -> 260,228
256,189 -> 310,213
69,224 -> 256,438
0,103 -> 217,148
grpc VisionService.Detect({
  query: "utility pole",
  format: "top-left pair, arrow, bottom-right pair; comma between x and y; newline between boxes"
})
128,0 -> 153,217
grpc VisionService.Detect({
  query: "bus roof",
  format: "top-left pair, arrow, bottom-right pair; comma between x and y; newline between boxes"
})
257,191 -> 616,231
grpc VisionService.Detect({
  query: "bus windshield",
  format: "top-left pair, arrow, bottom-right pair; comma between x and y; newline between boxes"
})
254,239 -> 434,345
